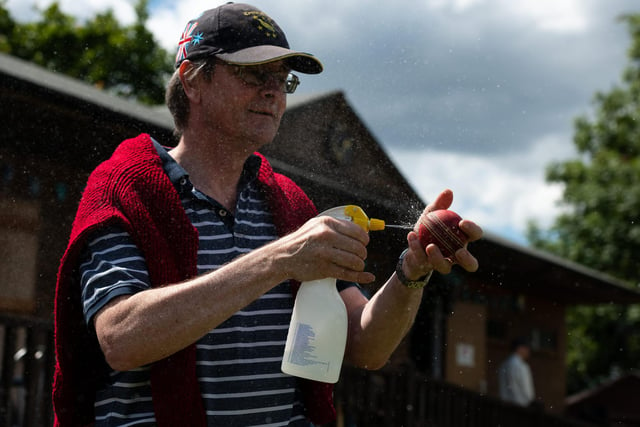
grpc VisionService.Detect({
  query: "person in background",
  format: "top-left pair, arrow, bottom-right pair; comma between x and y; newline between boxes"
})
52,3 -> 483,426
499,336 -> 536,407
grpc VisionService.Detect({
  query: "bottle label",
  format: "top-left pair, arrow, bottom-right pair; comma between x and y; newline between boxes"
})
288,322 -> 330,370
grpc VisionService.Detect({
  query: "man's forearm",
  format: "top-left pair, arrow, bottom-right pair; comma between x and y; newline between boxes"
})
94,243 -> 288,371
342,275 -> 424,370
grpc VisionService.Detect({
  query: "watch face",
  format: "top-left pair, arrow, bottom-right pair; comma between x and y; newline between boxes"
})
406,280 -> 427,289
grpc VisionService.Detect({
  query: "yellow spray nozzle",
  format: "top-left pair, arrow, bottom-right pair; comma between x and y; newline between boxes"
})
344,205 -> 386,232
368,218 -> 386,231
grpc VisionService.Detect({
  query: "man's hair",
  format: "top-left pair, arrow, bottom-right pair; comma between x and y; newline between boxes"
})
166,59 -> 217,136
511,336 -> 531,352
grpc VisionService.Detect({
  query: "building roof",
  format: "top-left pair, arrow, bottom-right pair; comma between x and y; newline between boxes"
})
0,52 -> 176,172
472,230 -> 640,304
565,372 -> 640,425
2,51 -> 639,305
565,372 -> 640,406
0,50 -> 172,129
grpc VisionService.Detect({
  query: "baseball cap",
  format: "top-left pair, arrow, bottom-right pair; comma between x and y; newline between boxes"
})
174,3 -> 323,74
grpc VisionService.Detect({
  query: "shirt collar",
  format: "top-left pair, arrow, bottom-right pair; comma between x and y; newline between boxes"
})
152,138 -> 263,196
152,139 -> 190,194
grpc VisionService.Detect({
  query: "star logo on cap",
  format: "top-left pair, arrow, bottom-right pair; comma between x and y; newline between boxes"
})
244,11 -> 279,39
192,32 -> 204,45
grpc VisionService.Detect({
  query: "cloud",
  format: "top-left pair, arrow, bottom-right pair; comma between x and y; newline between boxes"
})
233,0 -> 634,159
386,132 -> 573,244
501,0 -> 589,33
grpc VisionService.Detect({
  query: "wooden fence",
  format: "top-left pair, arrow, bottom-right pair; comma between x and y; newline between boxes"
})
0,314 -> 595,427
332,364 -> 596,427
0,314 -> 54,427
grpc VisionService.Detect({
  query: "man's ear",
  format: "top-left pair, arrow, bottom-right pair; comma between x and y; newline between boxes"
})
178,60 -> 201,103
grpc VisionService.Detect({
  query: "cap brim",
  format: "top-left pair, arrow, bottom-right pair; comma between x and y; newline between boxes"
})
216,45 -> 323,74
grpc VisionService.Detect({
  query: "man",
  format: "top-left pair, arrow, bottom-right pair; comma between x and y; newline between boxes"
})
53,3 -> 483,426
499,337 -> 536,407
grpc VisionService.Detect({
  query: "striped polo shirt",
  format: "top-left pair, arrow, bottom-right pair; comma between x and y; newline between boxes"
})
78,144 -> 314,426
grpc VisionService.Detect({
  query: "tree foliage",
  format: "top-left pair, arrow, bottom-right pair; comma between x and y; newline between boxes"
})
0,0 -> 173,104
528,14 -> 640,394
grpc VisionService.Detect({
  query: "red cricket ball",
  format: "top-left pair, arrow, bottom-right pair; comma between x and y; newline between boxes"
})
414,209 -> 469,260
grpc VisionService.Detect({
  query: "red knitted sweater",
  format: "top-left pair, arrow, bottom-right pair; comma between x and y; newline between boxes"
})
52,133 -> 336,426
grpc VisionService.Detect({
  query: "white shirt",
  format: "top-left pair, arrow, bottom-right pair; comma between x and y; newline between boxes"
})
498,353 -> 535,406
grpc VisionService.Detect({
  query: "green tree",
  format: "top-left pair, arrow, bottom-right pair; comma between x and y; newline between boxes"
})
0,0 -> 172,104
528,14 -> 640,394
0,1 -> 15,52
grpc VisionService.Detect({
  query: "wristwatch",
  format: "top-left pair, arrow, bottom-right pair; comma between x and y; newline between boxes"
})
395,249 -> 431,289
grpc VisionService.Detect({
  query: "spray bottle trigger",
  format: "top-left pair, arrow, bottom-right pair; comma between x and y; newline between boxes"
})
343,205 -> 386,232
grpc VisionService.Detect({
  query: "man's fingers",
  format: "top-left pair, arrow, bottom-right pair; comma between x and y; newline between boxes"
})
459,219 -> 483,241
454,249 -> 479,272
426,189 -> 454,213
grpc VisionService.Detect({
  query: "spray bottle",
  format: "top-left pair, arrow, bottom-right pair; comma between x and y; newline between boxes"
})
281,205 -> 385,383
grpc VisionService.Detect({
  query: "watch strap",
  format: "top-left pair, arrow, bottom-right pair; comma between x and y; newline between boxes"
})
395,249 -> 431,289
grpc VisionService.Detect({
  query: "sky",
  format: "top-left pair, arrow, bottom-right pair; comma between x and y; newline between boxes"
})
7,0 -> 639,245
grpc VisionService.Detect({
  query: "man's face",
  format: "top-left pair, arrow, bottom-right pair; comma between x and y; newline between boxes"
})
198,60 -> 290,150
518,345 -> 531,360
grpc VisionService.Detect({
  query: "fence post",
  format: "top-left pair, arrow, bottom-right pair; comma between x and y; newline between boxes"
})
1,325 -> 18,426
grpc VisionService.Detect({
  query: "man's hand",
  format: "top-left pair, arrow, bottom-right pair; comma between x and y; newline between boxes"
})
276,215 -> 376,284
401,189 -> 483,280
